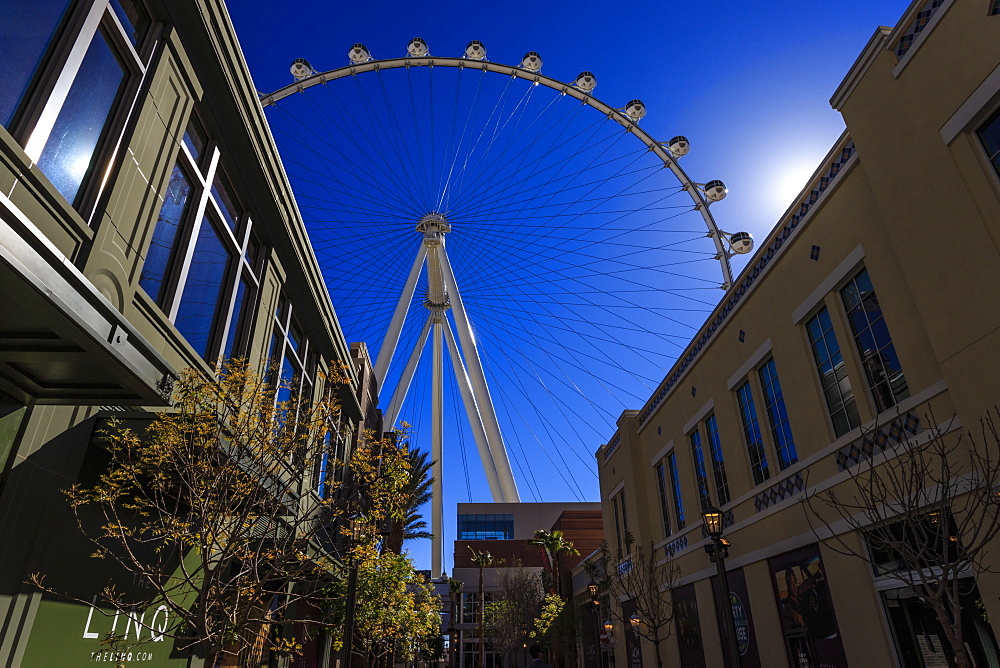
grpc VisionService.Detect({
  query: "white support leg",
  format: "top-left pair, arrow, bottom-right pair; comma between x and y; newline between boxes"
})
431,318 -> 445,578
443,318 -> 504,501
383,313 -> 433,429
435,244 -> 520,502
374,244 -> 428,390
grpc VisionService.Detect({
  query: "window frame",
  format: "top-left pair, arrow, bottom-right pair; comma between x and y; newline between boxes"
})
735,379 -> 770,485
757,356 -> 798,471
805,304 -> 862,438
704,414 -> 730,505
11,0 -> 155,219
140,121 -> 263,364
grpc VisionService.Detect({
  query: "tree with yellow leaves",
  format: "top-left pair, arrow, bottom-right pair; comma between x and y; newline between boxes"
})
31,360 -> 413,668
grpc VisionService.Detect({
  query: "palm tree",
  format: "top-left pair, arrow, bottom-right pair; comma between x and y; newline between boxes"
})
529,529 -> 579,598
385,448 -> 433,553
469,547 -> 503,667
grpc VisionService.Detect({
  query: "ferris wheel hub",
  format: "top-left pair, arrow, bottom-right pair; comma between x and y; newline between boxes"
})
416,212 -> 452,242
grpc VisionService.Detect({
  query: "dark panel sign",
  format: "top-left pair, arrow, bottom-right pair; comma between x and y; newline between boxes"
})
711,567 -> 761,668
769,544 -> 848,668
672,583 -> 706,668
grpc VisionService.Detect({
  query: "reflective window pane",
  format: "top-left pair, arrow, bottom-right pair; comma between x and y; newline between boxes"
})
175,217 -> 231,358
36,29 -> 126,205
655,462 -> 671,538
182,117 -> 205,163
689,430 -> 711,511
806,306 -> 860,437
737,381 -> 769,484
222,276 -> 250,360
140,162 -> 192,304
705,415 -> 730,505
0,0 -> 73,127
667,452 -> 685,530
211,172 -> 240,230
759,358 -> 798,470
840,268 -> 909,413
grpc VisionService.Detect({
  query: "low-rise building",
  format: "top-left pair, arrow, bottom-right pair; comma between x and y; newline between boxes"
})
596,1 -> 1000,666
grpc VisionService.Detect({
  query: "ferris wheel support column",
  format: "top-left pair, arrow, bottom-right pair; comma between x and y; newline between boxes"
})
431,314 -> 445,578
384,313 -> 433,429
374,245 -> 427,389
435,244 -> 520,503
443,318 -> 504,501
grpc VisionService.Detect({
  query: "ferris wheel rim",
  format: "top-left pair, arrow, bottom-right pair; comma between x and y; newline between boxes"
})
260,55 -> 736,288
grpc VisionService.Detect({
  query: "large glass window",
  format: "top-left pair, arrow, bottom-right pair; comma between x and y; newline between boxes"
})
174,216 -> 231,359
758,358 -> 798,470
736,381 -> 769,485
806,306 -> 861,437
666,452 -> 685,530
5,0 -> 150,211
840,268 -> 909,413
457,514 -> 513,541
35,27 -> 127,204
655,462 -> 671,538
705,415 -> 730,505
689,430 -> 712,511
139,163 -> 192,302
140,116 -> 261,363
0,0 -> 74,127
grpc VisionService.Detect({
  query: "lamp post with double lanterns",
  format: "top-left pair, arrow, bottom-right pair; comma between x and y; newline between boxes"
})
587,581 -> 602,668
703,505 -> 741,668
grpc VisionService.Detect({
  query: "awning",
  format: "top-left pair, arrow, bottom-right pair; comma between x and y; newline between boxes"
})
0,191 -> 175,405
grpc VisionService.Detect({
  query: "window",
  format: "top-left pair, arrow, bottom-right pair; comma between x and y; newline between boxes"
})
758,358 -> 798,470
806,306 -> 861,437
655,462 -> 671,538
269,297 -> 314,406
140,118 -> 261,362
736,381 -> 769,485
611,490 -> 630,557
981,107 -> 1000,177
705,415 -> 730,505
666,452 -> 685,530
840,268 -> 909,413
457,514 -> 513,540
4,0 -> 151,210
689,430 -> 712,511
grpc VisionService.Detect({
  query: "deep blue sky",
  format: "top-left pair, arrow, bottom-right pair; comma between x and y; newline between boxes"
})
229,0 -> 912,572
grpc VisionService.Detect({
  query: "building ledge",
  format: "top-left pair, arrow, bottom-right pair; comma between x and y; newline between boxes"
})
0,190 -> 175,405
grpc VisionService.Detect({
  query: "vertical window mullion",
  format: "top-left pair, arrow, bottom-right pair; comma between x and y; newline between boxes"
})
689,430 -> 712,511
759,358 -> 798,470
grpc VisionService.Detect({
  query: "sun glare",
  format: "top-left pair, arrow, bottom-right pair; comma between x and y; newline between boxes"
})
774,164 -> 816,212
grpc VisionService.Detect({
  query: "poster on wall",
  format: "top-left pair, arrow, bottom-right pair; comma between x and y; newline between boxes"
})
769,544 -> 848,668
711,568 -> 761,668
672,583 -> 706,668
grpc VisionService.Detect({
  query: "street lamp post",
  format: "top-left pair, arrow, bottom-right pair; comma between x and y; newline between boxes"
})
588,581 -> 602,668
702,505 -> 741,668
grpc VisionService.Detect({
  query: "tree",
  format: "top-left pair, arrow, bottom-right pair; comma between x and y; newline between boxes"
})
802,411 -> 1000,668
326,542 -> 440,667
385,447 -> 434,554
528,529 -> 579,597
591,536 -> 679,668
30,360 -> 411,668
470,547 -> 504,667
483,567 -> 544,667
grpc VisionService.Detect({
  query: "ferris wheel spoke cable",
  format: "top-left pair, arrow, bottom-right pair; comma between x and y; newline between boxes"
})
444,87 -> 571,215
375,68 -> 435,211
273,120 -> 420,217
301,91 -> 424,214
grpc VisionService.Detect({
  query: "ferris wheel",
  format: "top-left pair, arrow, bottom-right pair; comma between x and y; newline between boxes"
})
260,39 -> 753,575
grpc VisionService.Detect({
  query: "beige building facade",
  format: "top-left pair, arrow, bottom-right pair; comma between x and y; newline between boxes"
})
595,1 -> 1000,666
